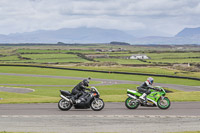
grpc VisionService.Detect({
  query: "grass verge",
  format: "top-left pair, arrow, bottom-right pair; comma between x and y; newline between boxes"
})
1,84 -> 200,103
0,66 -> 199,86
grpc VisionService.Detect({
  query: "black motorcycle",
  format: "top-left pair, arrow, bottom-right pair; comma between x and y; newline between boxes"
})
58,87 -> 104,111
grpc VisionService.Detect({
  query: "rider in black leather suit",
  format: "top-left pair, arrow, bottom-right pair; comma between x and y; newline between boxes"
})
71,79 -> 90,103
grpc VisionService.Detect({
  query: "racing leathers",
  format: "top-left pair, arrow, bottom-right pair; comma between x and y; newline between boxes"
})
71,81 -> 90,103
138,81 -> 154,101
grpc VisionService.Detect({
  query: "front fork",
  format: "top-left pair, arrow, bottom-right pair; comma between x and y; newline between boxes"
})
160,96 -> 165,100
93,97 -> 97,104
93,97 -> 103,104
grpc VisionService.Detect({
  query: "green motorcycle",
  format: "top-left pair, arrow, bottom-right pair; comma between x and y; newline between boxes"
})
125,86 -> 171,110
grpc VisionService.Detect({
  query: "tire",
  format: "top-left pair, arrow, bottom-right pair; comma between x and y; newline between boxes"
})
125,97 -> 139,109
58,98 -> 72,111
91,99 -> 104,111
157,97 -> 171,110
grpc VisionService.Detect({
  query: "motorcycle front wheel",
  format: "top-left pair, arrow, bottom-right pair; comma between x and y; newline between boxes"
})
91,98 -> 104,111
157,97 -> 171,110
58,98 -> 72,111
125,97 -> 139,109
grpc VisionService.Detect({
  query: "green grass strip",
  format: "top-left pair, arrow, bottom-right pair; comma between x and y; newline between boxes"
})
0,66 -> 199,86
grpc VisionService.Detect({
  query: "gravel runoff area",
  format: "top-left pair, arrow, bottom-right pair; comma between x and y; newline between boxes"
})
0,73 -> 200,94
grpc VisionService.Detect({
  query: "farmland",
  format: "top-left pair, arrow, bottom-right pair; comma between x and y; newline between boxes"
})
0,44 -> 200,77
0,44 -> 200,65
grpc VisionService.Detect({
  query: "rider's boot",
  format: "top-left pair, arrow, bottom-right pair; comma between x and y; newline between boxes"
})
75,99 -> 81,104
139,93 -> 148,105
139,93 -> 147,101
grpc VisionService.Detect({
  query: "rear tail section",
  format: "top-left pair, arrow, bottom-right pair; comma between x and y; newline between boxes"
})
127,89 -> 142,97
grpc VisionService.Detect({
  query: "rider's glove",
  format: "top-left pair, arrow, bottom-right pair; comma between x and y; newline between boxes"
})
155,88 -> 161,91
85,88 -> 90,91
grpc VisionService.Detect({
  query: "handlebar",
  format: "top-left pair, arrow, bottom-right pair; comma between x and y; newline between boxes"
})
154,87 -> 162,92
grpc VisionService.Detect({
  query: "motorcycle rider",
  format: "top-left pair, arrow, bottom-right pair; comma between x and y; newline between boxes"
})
138,77 -> 155,102
71,78 -> 91,104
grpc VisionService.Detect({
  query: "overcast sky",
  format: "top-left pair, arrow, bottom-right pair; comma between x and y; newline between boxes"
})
0,0 -> 200,36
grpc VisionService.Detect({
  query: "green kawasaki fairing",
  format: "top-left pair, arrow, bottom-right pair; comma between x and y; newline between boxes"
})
126,86 -> 171,109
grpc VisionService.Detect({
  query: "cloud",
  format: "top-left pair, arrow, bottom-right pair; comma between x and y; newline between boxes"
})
0,0 -> 200,36
57,0 -> 200,16
58,16 -> 145,30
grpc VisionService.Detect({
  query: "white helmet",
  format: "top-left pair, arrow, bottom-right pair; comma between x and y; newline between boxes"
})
147,77 -> 154,85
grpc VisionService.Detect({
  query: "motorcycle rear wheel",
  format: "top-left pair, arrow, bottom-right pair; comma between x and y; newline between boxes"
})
125,97 -> 139,109
58,98 -> 72,111
157,97 -> 171,110
91,99 -> 104,111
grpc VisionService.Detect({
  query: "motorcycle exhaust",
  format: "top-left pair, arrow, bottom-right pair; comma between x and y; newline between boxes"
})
127,94 -> 137,99
60,95 -> 70,102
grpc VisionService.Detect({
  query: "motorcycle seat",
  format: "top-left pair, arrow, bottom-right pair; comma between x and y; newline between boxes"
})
60,90 -> 72,96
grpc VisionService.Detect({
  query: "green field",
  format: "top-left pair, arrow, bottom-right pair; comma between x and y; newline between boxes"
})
0,46 -> 199,65
148,58 -> 200,64
145,52 -> 200,64
0,75 -> 99,85
21,54 -> 78,59
5,58 -> 90,63
0,53 -> 90,63
147,52 -> 200,59
0,66 -> 200,104
95,58 -> 149,64
17,49 -> 97,54
0,55 -> 20,61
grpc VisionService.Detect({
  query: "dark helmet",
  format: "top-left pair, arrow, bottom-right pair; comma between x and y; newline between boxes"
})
83,79 -> 89,87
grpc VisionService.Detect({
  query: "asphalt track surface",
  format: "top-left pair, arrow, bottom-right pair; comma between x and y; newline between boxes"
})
0,73 -> 200,132
0,102 -> 200,133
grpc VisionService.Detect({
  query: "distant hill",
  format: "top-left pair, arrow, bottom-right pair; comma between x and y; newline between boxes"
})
134,27 -> 200,44
133,36 -> 200,44
0,27 -> 200,44
0,27 -> 135,43
175,27 -> 200,37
